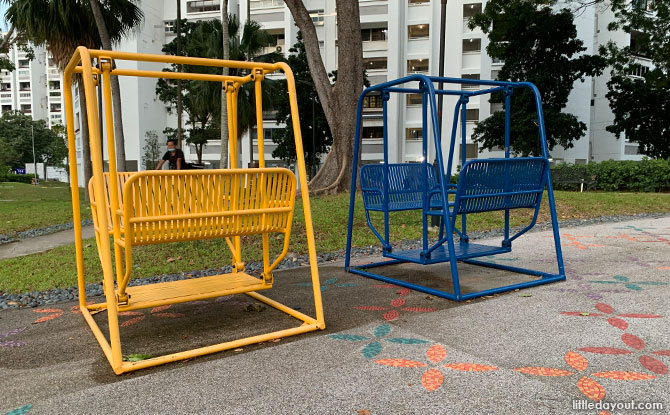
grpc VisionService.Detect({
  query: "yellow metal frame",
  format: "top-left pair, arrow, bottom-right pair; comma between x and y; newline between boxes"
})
64,47 -> 325,374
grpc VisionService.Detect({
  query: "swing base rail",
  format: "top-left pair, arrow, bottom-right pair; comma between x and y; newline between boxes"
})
347,243 -> 565,302
81,286 -> 322,374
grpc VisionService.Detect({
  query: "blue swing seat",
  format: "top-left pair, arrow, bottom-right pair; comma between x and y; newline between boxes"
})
454,157 -> 548,215
360,163 -> 453,212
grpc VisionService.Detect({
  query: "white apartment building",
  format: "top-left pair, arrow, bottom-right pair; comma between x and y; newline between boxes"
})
1,37 -> 67,180
65,0 -> 644,187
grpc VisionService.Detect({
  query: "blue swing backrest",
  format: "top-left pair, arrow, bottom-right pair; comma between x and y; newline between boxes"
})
360,163 -> 444,212
454,157 -> 548,214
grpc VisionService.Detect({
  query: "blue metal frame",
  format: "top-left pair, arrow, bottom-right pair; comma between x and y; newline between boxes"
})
344,75 -> 566,302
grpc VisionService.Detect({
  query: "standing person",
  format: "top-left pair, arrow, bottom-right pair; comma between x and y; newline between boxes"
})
156,139 -> 187,170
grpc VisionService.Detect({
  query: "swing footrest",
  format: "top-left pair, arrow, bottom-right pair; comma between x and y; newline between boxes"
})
383,242 -> 511,265
118,272 -> 270,311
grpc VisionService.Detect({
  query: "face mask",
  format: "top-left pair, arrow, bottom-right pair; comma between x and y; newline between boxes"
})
168,148 -> 176,152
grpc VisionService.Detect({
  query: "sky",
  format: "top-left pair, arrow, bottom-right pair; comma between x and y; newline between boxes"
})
0,3 -> 7,32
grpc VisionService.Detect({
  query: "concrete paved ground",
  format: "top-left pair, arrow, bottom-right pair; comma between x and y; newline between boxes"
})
1,218 -> 669,414
0,226 -> 95,260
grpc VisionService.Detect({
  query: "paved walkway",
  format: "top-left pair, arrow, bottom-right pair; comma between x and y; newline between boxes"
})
1,218 -> 669,414
0,226 -> 95,260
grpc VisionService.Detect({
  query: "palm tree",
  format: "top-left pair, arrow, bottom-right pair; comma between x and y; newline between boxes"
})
6,0 -> 143,196
87,0 -> 143,172
163,16 -> 279,168
198,15 -> 279,166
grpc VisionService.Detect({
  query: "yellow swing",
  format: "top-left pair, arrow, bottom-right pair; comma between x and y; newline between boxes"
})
64,47 -> 325,374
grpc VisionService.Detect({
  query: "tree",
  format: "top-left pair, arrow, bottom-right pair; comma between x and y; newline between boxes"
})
282,0 -> 364,194
6,0 -> 144,197
603,0 -> 670,159
0,111 -> 64,178
272,33 -> 332,172
87,0 -> 144,172
468,0 -> 606,156
157,17 -> 278,167
142,130 -> 162,170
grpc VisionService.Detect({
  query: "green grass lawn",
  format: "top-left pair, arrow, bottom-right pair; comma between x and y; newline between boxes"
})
1,190 -> 669,293
0,181 -> 90,235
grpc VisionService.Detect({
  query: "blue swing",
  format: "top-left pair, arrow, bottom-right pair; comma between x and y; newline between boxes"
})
344,75 -> 566,301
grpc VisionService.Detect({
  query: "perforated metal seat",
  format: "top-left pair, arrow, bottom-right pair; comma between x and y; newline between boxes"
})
360,163 -> 450,212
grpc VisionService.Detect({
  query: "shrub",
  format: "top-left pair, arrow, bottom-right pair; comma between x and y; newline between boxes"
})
551,159 -> 670,192
0,165 -> 37,184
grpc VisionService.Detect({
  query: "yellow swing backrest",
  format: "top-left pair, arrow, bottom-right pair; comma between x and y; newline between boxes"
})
89,169 -> 295,246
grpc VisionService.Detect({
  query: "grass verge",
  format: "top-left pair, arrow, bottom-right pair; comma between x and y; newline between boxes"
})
0,181 -> 90,235
1,191 -> 669,293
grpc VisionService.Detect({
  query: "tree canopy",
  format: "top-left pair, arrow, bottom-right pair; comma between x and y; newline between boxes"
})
156,16 -> 279,164
468,0 -> 606,156
603,0 -> 670,159
271,32 -> 333,172
0,111 -> 66,171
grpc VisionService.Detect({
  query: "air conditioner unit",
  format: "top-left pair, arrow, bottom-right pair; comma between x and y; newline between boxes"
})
276,45 -> 283,53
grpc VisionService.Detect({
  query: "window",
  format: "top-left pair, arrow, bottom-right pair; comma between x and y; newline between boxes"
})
465,108 -> 479,122
463,3 -> 482,19
407,58 -> 429,73
362,126 -> 384,139
49,91 -> 61,97
361,28 -> 388,42
49,81 -> 60,90
406,128 -> 423,141
364,57 -> 388,70
164,20 -> 175,33
1,83 -> 10,91
186,0 -> 220,13
18,59 -> 30,68
21,104 -> 31,114
630,30 -> 649,58
461,73 -> 480,90
406,93 -> 423,106
310,10 -> 324,25
50,114 -> 62,120
50,103 -> 61,112
466,143 -> 478,159
408,24 -> 429,39
462,38 -> 481,53
1,104 -> 11,112
628,64 -> 650,78
269,34 -> 285,47
19,82 -> 30,91
363,94 -> 383,109
409,0 -> 429,4
250,0 -> 283,8
634,0 -> 655,12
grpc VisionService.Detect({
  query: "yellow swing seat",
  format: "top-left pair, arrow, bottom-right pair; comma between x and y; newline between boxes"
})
65,47 -> 325,374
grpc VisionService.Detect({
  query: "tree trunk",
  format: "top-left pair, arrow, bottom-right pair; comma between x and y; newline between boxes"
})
283,0 -> 363,194
79,86 -> 93,201
220,0 -> 230,169
89,0 -> 128,172
43,162 -> 47,181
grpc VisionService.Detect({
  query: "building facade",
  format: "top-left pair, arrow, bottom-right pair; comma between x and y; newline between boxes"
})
1,37 -> 67,180
63,0 -> 644,187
